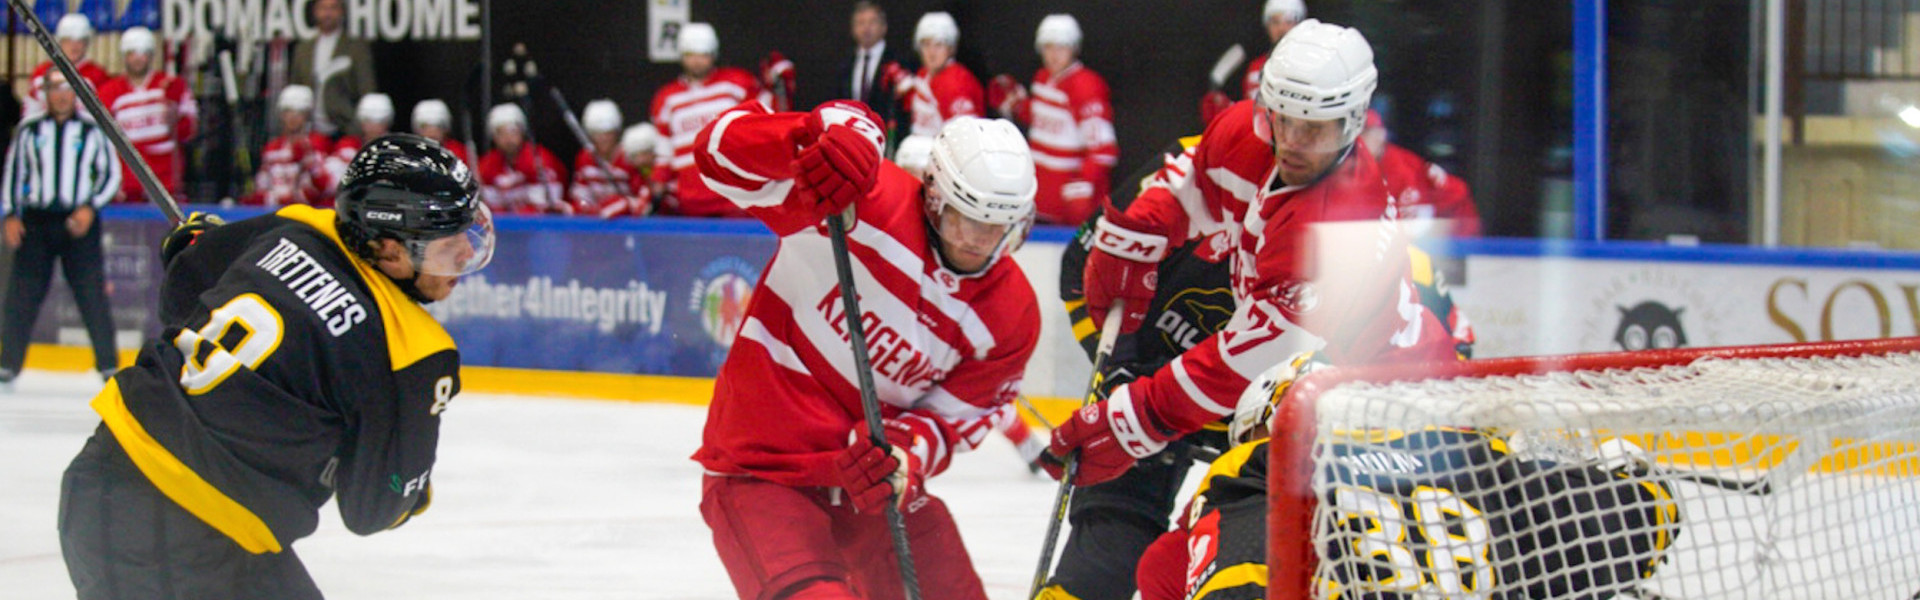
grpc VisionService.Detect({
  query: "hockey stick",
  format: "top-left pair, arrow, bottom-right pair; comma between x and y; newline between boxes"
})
1207,44 -> 1247,92
544,86 -> 622,195
1029,300 -> 1126,598
6,0 -> 183,224
824,210 -> 922,600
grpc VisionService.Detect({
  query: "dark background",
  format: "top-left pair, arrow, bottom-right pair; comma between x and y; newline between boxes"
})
354,0 -> 1745,240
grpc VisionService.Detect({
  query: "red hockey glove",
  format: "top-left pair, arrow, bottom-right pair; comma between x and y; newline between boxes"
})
1043,384 -> 1176,486
1083,207 -> 1166,334
987,74 -> 1028,120
761,51 -> 797,111
879,62 -> 914,98
794,102 -> 884,217
760,51 -> 794,87
1199,90 -> 1233,126
834,419 -> 931,513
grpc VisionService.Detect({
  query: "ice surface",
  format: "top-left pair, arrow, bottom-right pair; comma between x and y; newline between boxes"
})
0,370 -> 1187,599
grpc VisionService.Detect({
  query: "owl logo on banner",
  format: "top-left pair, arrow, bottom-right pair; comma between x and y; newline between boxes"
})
1612,301 -> 1689,351
690,257 -> 759,349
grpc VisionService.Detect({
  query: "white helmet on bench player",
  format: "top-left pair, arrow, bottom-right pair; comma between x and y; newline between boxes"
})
924,116 -> 1036,273
1255,19 -> 1376,152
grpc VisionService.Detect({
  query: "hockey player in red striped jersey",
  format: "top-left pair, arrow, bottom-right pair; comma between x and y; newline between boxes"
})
1046,20 -> 1460,490
992,14 -> 1117,226
476,103 -> 568,215
892,12 -> 986,144
24,14 -> 109,122
568,100 -> 646,218
1362,110 -> 1482,239
1201,0 -> 1307,126
692,100 -> 1040,600
324,94 -> 395,201
648,22 -> 762,218
98,26 -> 196,204
408,100 -> 472,165
248,86 -> 333,208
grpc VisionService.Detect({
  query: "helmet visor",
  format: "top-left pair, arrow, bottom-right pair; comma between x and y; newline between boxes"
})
1261,106 -> 1348,154
410,203 -> 495,276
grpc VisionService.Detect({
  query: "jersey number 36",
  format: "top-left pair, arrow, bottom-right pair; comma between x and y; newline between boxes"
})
1327,485 -> 1496,598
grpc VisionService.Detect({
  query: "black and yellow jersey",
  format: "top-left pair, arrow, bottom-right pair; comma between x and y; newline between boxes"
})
1176,431 -> 1680,600
91,205 -> 459,554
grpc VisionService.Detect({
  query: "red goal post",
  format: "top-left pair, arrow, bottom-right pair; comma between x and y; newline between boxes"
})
1269,337 -> 1920,600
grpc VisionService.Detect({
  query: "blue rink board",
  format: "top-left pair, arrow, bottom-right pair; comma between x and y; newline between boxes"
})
95,205 -> 1920,376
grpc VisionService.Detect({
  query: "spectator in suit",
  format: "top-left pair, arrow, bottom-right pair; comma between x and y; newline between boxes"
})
839,2 -> 903,137
290,0 -> 376,138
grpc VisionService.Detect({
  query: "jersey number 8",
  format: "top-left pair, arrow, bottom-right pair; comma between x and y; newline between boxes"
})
174,294 -> 286,395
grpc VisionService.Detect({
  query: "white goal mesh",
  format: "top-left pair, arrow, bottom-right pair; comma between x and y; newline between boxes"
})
1268,339 -> 1920,600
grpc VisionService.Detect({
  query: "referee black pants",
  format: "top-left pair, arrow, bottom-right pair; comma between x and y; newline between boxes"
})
60,425 -> 324,600
1,211 -> 117,375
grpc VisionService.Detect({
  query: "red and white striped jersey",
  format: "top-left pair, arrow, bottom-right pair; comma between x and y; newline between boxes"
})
428,137 -> 472,166
1377,142 -> 1481,238
569,148 -> 648,218
690,101 -> 1041,487
478,145 -> 568,215
1242,54 -> 1267,101
906,61 -> 984,138
24,60 -> 110,122
324,135 -> 366,197
98,71 -> 197,201
247,133 -> 332,208
649,67 -> 761,217
1113,100 -> 1457,434
1024,63 -> 1117,225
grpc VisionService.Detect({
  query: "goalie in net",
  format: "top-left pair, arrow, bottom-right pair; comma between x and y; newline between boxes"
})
1137,356 -> 1683,600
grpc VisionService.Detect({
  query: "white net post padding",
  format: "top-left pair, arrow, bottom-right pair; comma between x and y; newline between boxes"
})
1271,344 -> 1920,600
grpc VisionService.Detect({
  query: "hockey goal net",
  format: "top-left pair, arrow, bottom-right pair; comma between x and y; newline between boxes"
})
1269,338 -> 1920,600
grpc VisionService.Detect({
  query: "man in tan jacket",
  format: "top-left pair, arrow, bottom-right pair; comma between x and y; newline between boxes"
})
290,0 -> 376,138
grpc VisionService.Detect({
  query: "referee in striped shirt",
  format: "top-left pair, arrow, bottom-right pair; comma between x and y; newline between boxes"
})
1,69 -> 121,390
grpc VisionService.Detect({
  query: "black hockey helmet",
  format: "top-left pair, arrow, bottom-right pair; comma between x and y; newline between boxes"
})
336,133 -> 493,276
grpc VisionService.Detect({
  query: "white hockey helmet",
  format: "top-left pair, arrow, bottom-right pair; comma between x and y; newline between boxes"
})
914,12 -> 959,47
1228,352 -> 1318,446
356,93 -> 394,124
277,85 -> 315,113
1264,0 -> 1308,24
487,103 -> 526,132
582,100 -> 622,134
924,117 -> 1036,271
411,99 -> 452,129
892,134 -> 936,179
678,22 -> 719,55
55,14 -> 92,41
1034,14 -> 1082,52
121,26 -> 157,56
620,124 -> 659,157
1255,19 -> 1376,151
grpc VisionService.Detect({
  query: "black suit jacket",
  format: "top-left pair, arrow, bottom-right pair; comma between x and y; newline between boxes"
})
836,44 -> 908,130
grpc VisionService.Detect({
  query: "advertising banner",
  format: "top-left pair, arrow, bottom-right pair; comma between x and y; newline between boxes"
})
425,220 -> 773,377
1457,254 -> 1920,358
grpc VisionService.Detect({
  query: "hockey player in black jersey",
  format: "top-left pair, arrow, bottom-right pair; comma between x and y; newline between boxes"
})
58,134 -> 494,599
1136,361 -> 1682,600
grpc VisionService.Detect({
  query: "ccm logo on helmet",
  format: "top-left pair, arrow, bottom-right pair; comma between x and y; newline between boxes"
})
367,210 -> 405,222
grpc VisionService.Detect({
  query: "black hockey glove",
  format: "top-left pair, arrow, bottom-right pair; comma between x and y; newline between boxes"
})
160,211 -> 225,268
